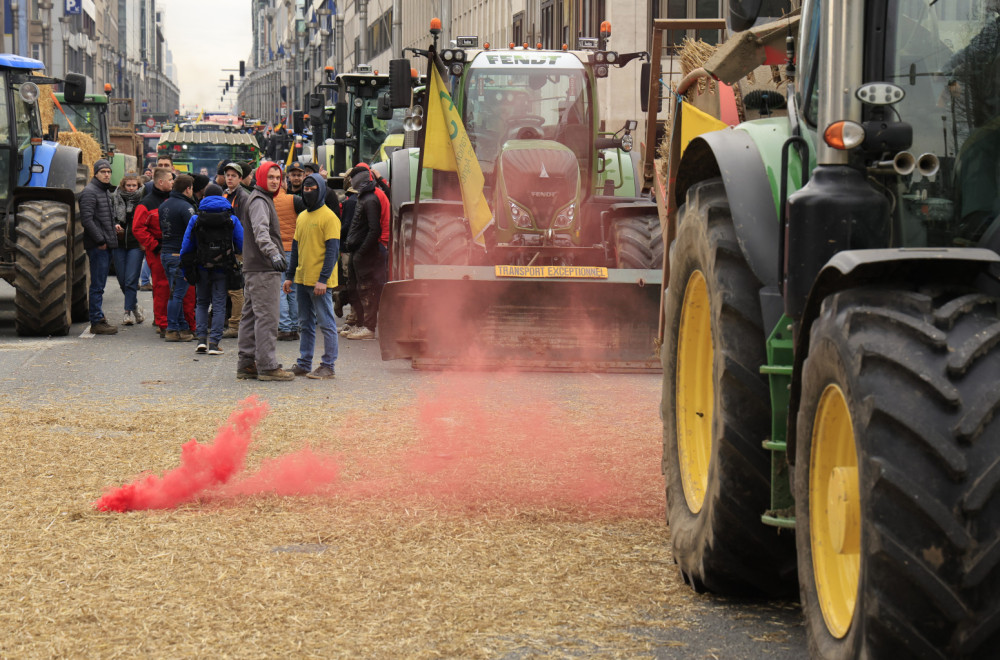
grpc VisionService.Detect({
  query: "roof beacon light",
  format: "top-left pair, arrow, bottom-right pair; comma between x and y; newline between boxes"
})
600,21 -> 612,39
429,18 -> 442,35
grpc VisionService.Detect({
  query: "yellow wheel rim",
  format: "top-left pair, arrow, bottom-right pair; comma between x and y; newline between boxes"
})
675,270 -> 714,514
810,384 -> 861,639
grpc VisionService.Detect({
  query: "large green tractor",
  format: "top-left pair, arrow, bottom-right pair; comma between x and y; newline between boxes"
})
52,92 -> 137,185
652,0 -> 1000,656
378,27 -> 662,371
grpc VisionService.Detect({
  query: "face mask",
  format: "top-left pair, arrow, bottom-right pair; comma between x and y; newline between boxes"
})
302,188 -> 320,208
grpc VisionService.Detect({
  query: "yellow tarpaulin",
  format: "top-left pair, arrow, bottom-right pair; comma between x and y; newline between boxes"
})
423,65 -> 493,247
679,102 -> 727,157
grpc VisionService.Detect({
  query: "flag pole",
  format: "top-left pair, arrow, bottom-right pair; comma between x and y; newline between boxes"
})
406,26 -> 440,279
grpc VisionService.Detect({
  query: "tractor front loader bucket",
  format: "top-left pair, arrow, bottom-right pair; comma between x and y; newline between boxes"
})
378,265 -> 662,372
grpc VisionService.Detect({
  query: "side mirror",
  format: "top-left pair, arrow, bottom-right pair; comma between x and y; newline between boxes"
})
388,58 -> 412,108
63,72 -> 86,104
334,101 -> 348,139
117,103 -> 131,124
308,93 -> 325,124
640,62 -> 650,113
376,92 -> 393,120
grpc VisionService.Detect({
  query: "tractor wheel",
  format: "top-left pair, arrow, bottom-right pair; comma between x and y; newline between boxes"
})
13,200 -> 73,337
796,284 -> 1000,658
662,178 -> 796,596
412,210 -> 471,266
71,162 -> 89,322
614,214 -> 663,269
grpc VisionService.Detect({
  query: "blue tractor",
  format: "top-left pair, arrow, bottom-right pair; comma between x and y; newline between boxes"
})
0,54 -> 89,336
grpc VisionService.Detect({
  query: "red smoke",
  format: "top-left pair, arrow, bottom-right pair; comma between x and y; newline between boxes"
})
94,379 -> 661,518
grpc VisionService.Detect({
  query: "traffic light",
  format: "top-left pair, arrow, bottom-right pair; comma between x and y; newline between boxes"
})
229,74 -> 234,87
239,60 -> 245,77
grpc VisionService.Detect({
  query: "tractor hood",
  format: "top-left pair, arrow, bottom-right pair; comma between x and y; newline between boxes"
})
498,140 -> 580,231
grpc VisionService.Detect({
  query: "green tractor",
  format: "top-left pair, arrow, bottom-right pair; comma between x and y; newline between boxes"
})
651,0 -> 1000,656
378,29 -> 662,371
52,92 -> 138,185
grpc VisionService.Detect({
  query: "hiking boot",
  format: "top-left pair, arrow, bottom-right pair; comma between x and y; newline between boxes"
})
236,364 -> 258,380
307,365 -> 336,379
133,305 -> 145,324
90,319 -> 118,335
289,364 -> 311,376
164,330 -> 182,342
347,326 -> 375,340
195,339 -> 208,353
123,310 -> 135,326
258,367 -> 295,381
139,283 -> 153,291
222,327 -> 239,339
277,331 -> 299,341
158,326 -> 166,339
208,343 -> 223,355
178,330 -> 195,342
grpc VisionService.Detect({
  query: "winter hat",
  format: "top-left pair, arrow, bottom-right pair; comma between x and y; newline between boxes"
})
203,183 -> 225,198
93,158 -> 112,174
192,174 -> 210,194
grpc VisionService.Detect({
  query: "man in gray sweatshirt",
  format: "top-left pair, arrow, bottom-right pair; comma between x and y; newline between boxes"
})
236,161 -> 294,381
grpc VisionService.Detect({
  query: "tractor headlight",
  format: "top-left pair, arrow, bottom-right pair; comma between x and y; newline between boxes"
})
553,203 -> 576,229
19,82 -> 39,104
510,201 -> 531,228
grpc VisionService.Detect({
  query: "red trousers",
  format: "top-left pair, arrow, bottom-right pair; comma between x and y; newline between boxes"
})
145,250 -> 195,330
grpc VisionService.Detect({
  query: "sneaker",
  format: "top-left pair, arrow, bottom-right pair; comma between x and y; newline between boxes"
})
164,330 -> 182,342
208,343 -> 223,355
258,367 -> 295,381
338,325 -> 354,336
139,283 -> 153,291
123,310 -> 135,326
178,330 -> 195,342
289,364 -> 311,376
133,305 -> 145,324
90,319 -> 118,335
307,365 -> 336,379
347,326 -> 375,340
222,327 -> 239,339
236,364 -> 258,380
196,339 -> 208,353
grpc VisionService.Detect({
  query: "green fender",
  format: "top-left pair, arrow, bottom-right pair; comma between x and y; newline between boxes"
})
595,148 -> 642,197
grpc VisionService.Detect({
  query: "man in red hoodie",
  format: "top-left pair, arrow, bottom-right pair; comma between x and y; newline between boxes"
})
133,167 -> 196,336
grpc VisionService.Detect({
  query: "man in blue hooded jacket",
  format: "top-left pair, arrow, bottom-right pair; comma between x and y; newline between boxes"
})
180,187 -> 244,355
282,173 -> 341,379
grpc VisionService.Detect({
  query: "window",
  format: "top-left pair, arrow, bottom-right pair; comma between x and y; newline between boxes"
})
512,12 -> 524,47
541,0 -> 554,49
655,0 -> 724,52
31,43 -> 42,61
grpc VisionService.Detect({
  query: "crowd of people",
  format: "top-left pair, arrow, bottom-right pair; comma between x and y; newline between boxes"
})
77,152 -> 391,381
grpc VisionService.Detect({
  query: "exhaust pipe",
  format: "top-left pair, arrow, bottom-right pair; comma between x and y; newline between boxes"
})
917,152 -> 940,177
870,151 -> 917,176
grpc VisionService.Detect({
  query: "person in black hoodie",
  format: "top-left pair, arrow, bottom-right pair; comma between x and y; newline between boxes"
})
159,174 -> 198,341
343,166 -> 384,340
80,158 -> 119,335
111,173 -> 146,326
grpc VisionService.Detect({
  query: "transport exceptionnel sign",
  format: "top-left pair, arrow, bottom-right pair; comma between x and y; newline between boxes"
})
495,265 -> 609,279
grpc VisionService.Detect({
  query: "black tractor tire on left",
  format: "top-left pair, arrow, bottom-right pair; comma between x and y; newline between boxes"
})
796,284 -> 1000,659
614,214 -> 663,269
71,162 -> 89,322
14,200 -> 74,336
662,178 -> 797,597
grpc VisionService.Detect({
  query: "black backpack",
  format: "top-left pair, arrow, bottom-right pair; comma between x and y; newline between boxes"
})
194,210 -> 235,269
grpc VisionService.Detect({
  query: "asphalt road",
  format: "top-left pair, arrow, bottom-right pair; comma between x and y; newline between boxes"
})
0,280 -> 806,657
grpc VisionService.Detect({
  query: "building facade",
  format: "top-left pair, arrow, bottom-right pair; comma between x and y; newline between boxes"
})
237,0 -> 729,130
0,0 -> 179,122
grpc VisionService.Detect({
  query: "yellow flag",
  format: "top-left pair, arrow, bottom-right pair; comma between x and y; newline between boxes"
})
423,65 -> 492,247
679,103 -> 727,157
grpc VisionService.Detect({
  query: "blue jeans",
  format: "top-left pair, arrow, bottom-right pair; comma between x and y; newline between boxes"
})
279,250 -> 299,332
161,253 -> 191,331
296,283 -> 338,370
140,257 -> 151,286
86,246 -> 111,324
195,270 -> 229,344
111,247 -> 145,312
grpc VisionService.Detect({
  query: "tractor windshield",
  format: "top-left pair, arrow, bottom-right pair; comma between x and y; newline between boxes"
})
887,0 -> 1000,245
11,82 -> 40,150
0,72 -> 9,201
355,98 -> 405,164
53,102 -> 106,145
463,67 -> 591,168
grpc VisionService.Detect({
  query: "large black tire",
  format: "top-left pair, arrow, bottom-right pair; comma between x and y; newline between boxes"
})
662,178 -> 796,596
411,210 -> 471,266
796,284 -> 1000,659
614,214 -> 663,269
14,200 -> 74,336
71,162 -> 89,322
